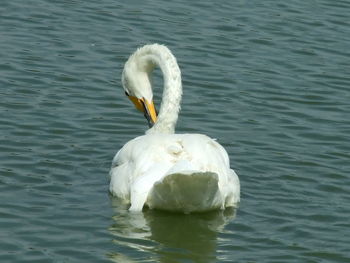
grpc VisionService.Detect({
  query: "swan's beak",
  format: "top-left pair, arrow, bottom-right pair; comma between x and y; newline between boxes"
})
128,96 -> 157,127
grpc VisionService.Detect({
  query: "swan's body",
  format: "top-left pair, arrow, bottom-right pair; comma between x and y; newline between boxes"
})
110,44 -> 240,212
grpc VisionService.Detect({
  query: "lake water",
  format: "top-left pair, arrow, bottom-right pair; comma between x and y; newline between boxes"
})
1,0 -> 350,262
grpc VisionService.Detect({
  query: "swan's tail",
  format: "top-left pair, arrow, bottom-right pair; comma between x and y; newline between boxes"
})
147,171 -> 222,213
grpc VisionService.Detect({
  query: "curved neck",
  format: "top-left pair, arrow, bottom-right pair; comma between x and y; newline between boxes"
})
132,44 -> 182,134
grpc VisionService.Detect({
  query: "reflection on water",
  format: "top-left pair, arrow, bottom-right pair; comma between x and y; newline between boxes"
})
108,198 -> 237,262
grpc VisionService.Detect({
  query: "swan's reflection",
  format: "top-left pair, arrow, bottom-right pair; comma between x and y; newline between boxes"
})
108,198 -> 237,262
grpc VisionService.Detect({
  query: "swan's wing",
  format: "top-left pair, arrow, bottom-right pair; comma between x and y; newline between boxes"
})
144,134 -> 240,212
109,137 -> 142,202
171,134 -> 240,208
110,135 -> 173,209
110,134 -> 240,212
229,169 -> 240,205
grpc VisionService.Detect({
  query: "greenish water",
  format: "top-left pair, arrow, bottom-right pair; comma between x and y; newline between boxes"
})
1,0 -> 350,262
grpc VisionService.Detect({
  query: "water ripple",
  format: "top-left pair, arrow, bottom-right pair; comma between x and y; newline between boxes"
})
1,0 -> 350,262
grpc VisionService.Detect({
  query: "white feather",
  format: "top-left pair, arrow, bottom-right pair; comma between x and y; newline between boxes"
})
110,44 -> 240,212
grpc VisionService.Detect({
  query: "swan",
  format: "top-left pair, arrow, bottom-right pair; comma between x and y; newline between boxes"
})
110,44 -> 240,213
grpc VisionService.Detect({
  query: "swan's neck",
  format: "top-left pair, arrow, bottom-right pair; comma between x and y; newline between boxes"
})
131,44 -> 182,134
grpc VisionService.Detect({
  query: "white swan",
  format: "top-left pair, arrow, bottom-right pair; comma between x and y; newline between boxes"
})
110,44 -> 240,213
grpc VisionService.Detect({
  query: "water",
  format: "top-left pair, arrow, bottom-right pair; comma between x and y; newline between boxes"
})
1,0 -> 350,262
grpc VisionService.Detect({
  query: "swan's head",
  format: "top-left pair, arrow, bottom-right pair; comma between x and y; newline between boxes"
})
122,62 -> 158,127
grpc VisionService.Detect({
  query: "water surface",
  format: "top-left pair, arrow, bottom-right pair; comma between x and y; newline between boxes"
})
1,0 -> 350,262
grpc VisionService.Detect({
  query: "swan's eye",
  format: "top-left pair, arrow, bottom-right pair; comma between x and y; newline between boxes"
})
125,91 -> 129,96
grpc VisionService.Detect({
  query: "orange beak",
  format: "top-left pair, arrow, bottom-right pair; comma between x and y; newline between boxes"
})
128,96 -> 157,127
